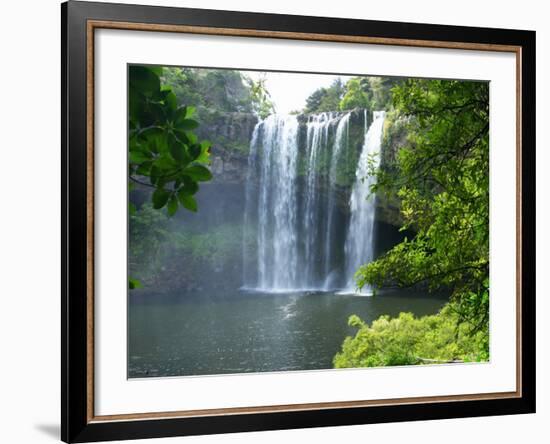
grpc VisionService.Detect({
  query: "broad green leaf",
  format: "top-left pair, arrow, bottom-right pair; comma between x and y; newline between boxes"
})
149,66 -> 163,76
169,141 -> 186,163
128,65 -> 213,217
175,106 -> 188,123
136,161 -> 153,175
153,154 -> 177,170
168,132 -> 190,164
167,195 -> 178,216
165,91 -> 178,111
189,143 -> 202,160
129,66 -> 160,95
195,140 -> 212,164
180,119 -> 199,130
177,190 -> 197,212
128,88 -> 141,122
183,165 -> 212,182
152,188 -> 170,209
139,126 -> 163,140
129,151 -> 151,164
186,132 -> 198,145
182,177 -> 199,195
151,132 -> 169,154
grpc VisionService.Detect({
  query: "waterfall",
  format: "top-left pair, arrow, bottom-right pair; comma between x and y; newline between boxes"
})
249,115 -> 300,291
323,113 -> 351,289
243,110 -> 382,294
302,112 -> 341,288
342,111 -> 386,294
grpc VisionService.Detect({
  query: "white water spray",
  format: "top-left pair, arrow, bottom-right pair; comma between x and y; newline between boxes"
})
342,111 -> 385,294
244,110 -> 383,294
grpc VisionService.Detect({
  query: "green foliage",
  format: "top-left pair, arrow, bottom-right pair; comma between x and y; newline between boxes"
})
131,198 -> 239,288
129,65 -> 215,289
304,78 -> 346,113
163,67 -> 254,115
358,78 -> 490,334
128,202 -> 246,289
304,76 -> 399,114
163,67 -> 275,120
304,88 -> 326,113
339,78 -> 371,111
129,65 -> 212,222
178,191 -> 198,212
246,74 -> 276,119
201,70 -> 252,112
161,68 -> 271,157
171,224 -> 245,264
128,203 -> 170,286
368,77 -> 400,110
380,109 -> 407,165
334,305 -> 489,368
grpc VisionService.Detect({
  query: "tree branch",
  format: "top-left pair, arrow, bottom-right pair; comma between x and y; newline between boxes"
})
129,175 -> 155,189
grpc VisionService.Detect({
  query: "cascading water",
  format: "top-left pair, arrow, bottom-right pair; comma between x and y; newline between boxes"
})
323,113 -> 351,289
243,110 -> 383,294
342,111 -> 386,294
301,112 -> 341,288
247,115 -> 300,291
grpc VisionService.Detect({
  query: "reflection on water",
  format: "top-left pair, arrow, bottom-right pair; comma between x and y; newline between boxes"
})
128,288 -> 447,378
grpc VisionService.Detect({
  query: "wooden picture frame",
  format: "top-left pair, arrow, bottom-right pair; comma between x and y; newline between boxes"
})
62,1 -> 535,442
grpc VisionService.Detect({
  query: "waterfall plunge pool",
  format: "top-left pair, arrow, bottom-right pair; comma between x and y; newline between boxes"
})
128,287 -> 447,378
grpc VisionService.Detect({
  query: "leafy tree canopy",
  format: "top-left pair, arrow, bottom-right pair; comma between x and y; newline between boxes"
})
129,65 -> 213,220
162,67 -> 274,120
246,74 -> 276,119
304,78 -> 345,114
339,78 -> 371,111
304,76 -> 399,114
359,79 -> 490,334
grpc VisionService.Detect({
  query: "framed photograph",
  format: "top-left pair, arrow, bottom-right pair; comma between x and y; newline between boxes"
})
62,1 -> 535,442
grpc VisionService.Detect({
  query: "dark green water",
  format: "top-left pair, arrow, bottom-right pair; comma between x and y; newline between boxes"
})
128,289 -> 447,378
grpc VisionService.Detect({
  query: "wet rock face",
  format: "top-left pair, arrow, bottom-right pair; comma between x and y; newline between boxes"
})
197,112 -> 258,153
197,112 -> 258,183
209,151 -> 249,184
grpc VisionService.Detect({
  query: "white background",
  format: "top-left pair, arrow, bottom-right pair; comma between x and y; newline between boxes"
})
0,0 -> 547,443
